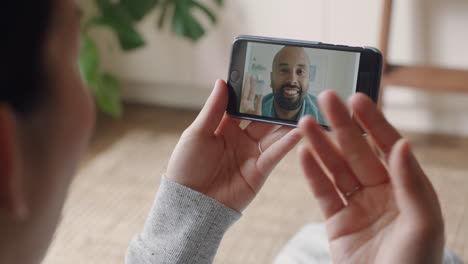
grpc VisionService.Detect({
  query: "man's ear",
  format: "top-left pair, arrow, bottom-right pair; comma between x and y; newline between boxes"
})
0,104 -> 28,220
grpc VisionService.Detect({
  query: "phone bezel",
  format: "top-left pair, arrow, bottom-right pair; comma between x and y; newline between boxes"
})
226,35 -> 383,128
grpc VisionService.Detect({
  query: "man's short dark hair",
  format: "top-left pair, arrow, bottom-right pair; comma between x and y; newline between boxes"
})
0,0 -> 54,116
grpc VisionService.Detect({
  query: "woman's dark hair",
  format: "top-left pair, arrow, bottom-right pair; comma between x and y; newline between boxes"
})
0,0 -> 54,115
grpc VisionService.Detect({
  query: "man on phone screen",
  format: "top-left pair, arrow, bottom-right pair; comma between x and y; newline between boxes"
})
240,46 -> 325,124
262,46 -> 325,123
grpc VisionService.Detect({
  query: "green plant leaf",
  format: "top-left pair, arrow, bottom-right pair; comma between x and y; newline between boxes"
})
95,0 -> 145,50
157,0 -> 170,29
184,14 -> 205,40
120,0 -> 158,21
80,0 -> 224,117
78,32 -> 122,117
171,0 -> 205,41
159,0 -> 219,41
171,4 -> 186,36
191,0 -> 216,24
92,73 -> 122,117
78,34 -> 100,84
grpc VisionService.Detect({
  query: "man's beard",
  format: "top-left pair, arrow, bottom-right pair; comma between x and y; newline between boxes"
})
273,82 -> 305,111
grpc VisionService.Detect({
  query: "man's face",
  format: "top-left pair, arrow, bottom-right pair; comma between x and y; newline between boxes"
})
270,47 -> 310,111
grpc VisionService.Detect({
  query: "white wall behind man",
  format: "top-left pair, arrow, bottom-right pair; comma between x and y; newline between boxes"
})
94,0 -> 468,136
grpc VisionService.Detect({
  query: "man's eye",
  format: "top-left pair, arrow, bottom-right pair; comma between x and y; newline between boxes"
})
297,69 -> 306,75
279,69 -> 289,73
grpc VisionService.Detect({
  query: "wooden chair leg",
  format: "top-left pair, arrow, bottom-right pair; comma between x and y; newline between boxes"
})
378,0 -> 393,109
377,0 -> 468,115
379,0 -> 393,71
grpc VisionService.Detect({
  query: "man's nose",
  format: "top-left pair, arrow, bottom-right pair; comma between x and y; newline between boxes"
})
289,72 -> 299,85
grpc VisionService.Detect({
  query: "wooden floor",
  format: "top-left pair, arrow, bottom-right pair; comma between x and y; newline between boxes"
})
43,104 -> 468,263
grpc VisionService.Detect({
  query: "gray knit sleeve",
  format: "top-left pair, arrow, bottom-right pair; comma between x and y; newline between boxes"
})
443,247 -> 464,264
125,176 -> 241,264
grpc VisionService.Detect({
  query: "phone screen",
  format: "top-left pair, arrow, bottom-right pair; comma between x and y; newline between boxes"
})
239,42 -> 361,126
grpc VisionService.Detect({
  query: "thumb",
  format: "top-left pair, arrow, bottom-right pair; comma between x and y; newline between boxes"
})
189,79 -> 228,135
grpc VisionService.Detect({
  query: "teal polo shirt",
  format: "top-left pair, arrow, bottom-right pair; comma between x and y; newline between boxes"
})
261,93 -> 327,125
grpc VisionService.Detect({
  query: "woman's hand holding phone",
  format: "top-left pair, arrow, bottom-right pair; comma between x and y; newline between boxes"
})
298,91 -> 445,264
166,79 -> 301,212
166,77 -> 444,262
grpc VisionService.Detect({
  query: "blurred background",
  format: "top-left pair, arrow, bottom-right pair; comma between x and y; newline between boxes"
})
89,0 -> 468,135
44,0 -> 468,263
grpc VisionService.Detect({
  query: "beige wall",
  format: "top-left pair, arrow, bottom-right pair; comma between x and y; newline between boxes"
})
95,0 -> 468,135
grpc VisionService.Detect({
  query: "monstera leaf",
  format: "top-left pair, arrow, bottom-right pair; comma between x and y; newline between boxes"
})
94,0 -> 146,50
159,0 -> 223,41
120,0 -> 159,21
79,34 -> 122,117
79,0 -> 224,117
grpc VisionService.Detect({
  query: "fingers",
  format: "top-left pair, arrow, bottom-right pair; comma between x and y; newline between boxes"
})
260,126 -> 293,150
241,73 -> 251,102
241,73 -> 255,102
349,93 -> 402,159
256,128 -> 302,177
318,91 -> 389,186
240,74 -> 260,115
255,94 -> 263,114
388,139 -> 442,221
299,115 -> 361,195
244,121 -> 278,142
248,75 -> 256,101
215,113 -> 241,136
190,79 -> 228,135
299,145 -> 345,218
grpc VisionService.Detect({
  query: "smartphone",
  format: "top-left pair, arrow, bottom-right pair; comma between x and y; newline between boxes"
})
226,35 -> 382,128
